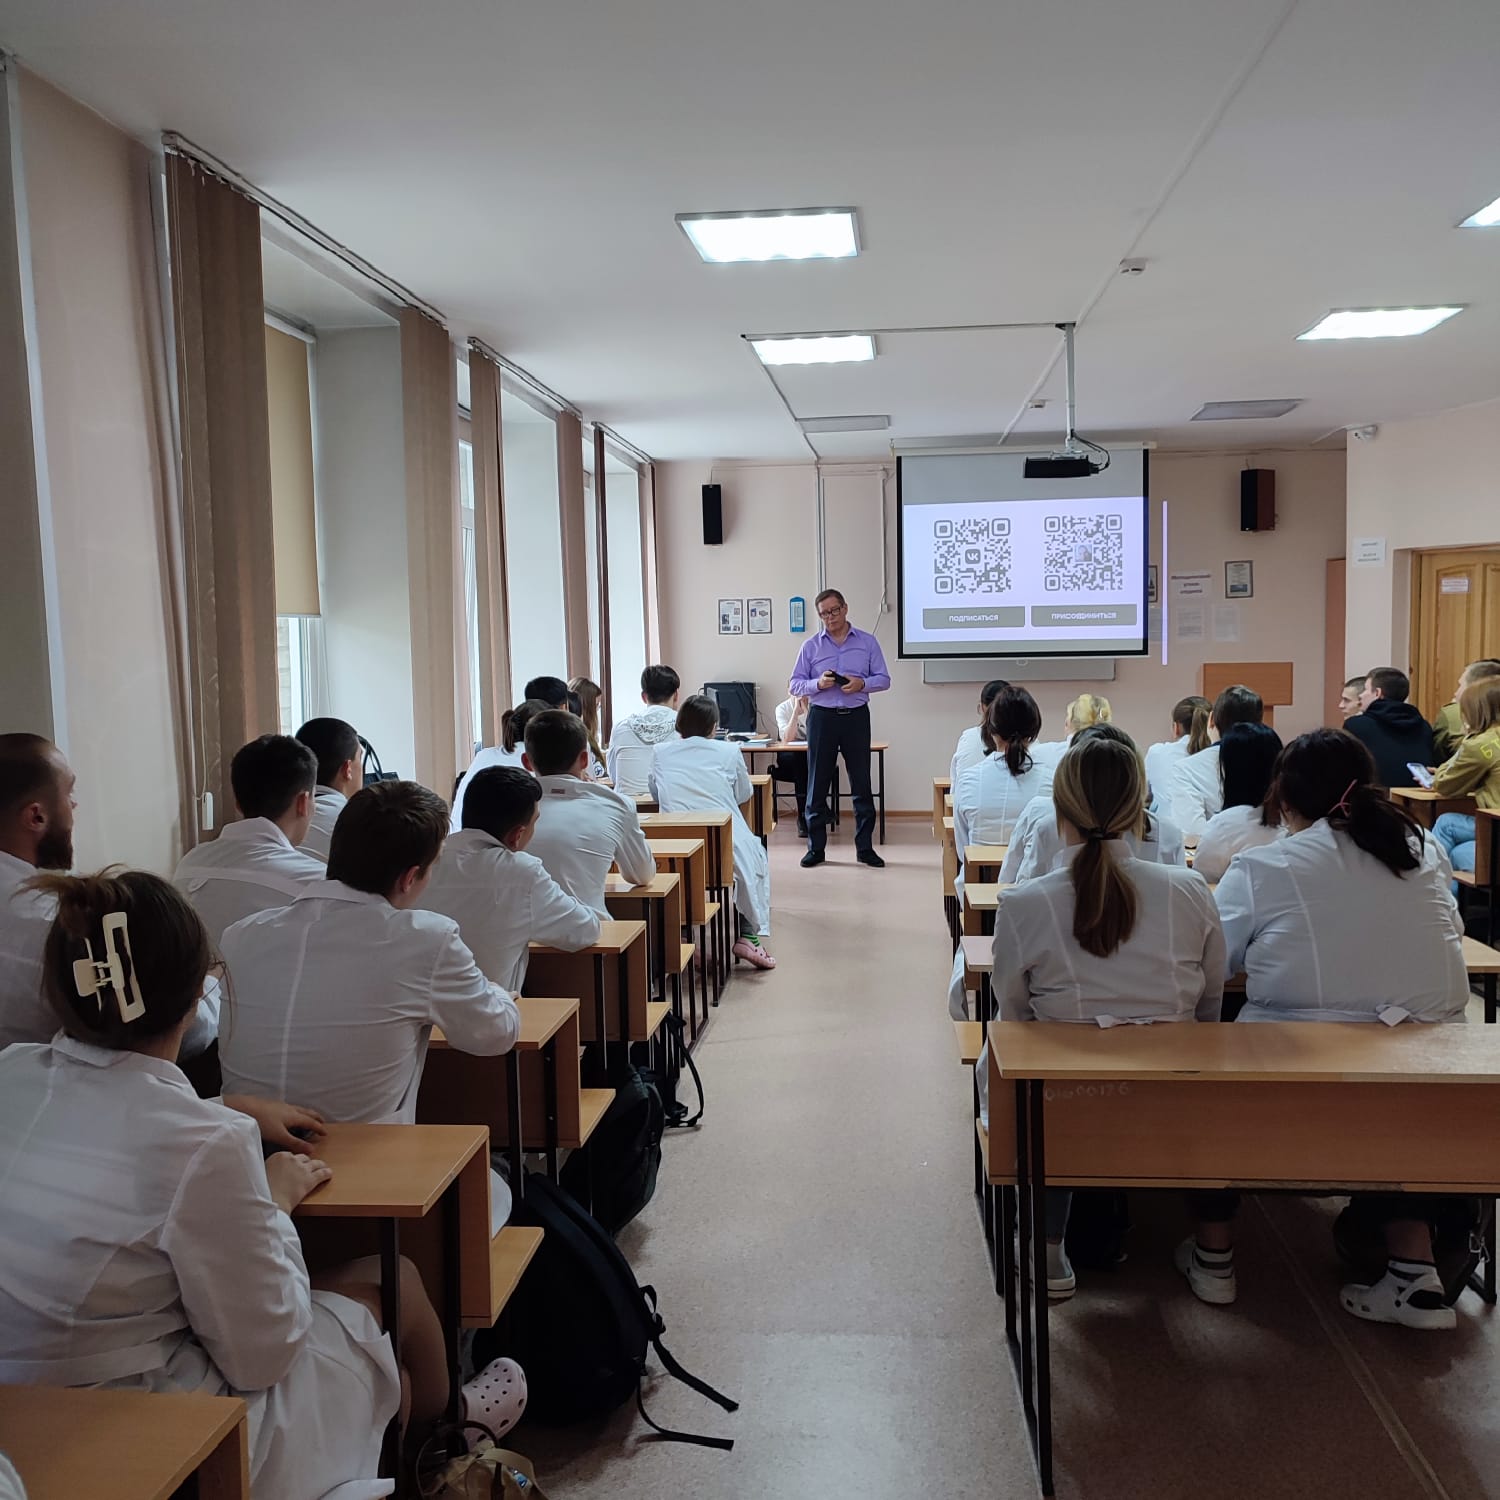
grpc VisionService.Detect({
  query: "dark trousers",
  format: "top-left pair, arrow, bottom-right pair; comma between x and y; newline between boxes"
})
771,754 -> 812,828
806,704 -> 874,852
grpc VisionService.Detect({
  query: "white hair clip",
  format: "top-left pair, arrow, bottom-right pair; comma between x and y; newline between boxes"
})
72,912 -> 147,1023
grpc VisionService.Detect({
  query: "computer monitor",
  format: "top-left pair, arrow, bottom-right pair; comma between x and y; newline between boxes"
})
703,681 -> 757,734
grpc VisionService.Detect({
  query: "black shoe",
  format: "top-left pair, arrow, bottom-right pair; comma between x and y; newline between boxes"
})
857,849 -> 885,868
801,849 -> 825,868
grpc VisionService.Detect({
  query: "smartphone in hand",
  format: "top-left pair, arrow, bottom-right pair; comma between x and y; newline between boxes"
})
1406,762 -> 1435,788
829,671 -> 851,687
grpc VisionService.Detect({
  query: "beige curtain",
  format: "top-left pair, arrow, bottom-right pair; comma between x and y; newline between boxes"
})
166,153 -> 278,839
556,410 -> 591,679
400,308 -> 461,795
591,427 -> 614,737
468,350 -> 512,745
640,462 -> 662,665
264,325 -> 320,616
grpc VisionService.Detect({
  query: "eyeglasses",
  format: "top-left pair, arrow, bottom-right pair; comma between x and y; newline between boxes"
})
817,605 -> 845,618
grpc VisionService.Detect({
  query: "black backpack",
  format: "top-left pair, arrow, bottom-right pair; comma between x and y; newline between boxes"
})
1064,1190 -> 1132,1270
635,1013 -> 705,1131
560,1062 -> 664,1234
1333,1196 -> 1492,1307
474,1173 -> 737,1447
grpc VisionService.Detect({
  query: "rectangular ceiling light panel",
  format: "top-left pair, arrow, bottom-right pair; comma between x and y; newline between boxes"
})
751,334 -> 875,366
798,415 -> 891,433
1297,306 -> 1464,340
1190,399 -> 1302,421
1459,194 -> 1500,228
678,209 -> 859,263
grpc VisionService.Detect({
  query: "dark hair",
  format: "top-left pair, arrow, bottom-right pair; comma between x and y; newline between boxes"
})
676,694 -> 719,739
1270,728 -> 1421,877
327,780 -> 448,895
1212,685 -> 1263,734
1050,738 -> 1145,958
977,679 -> 1010,752
524,710 -> 589,777
230,735 -> 317,821
1172,696 -> 1212,755
500,698 -> 551,755
987,686 -> 1041,778
640,664 -> 680,704
0,733 -> 62,817
814,588 -> 847,610
295,718 -> 361,788
462,766 -> 542,840
1343,676 -> 1366,692
523,676 -> 570,709
1218,722 -> 1283,826
1366,667 -> 1410,703
33,869 -> 211,1046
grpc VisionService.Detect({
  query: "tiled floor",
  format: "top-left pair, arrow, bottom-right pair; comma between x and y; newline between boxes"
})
520,820 -> 1499,1498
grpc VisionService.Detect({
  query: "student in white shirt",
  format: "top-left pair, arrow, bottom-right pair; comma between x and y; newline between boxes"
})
0,867 -> 528,1497
1163,685 -> 1264,841
172,736 -> 326,947
568,676 -> 609,779
1031,692 -> 1111,769
421,766 -> 599,993
953,686 -> 1055,873
977,735 -> 1223,1300
1144,695 -> 1211,812
293,716 -> 364,862
652,695 -> 776,969
526,709 -> 657,915
1187,729 -> 1469,1329
450,697 -> 550,833
948,678 -> 1009,786
1190,722 -> 1284,882
772,693 -> 822,837
607,665 -> 682,796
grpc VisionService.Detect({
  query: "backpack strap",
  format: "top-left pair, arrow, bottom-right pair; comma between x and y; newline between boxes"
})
663,1012 -> 705,1128
634,1285 -> 739,1449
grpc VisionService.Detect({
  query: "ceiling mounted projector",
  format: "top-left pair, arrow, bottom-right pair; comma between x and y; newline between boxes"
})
1024,323 -> 1109,478
1024,454 -> 1100,478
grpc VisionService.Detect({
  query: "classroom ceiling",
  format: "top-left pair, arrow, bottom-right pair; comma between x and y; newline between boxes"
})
6,0 -> 1499,462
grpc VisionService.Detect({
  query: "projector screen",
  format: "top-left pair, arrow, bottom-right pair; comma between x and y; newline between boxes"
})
896,449 -> 1148,660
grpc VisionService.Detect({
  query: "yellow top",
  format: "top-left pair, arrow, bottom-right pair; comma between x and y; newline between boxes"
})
1431,725 -> 1500,809
1432,700 -> 1465,761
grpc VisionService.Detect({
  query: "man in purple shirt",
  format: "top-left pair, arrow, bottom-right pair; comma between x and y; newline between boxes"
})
788,588 -> 892,868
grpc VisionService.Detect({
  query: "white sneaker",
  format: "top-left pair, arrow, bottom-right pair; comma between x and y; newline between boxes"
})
1175,1237 -> 1237,1305
1046,1240 -> 1076,1301
1341,1266 -> 1456,1331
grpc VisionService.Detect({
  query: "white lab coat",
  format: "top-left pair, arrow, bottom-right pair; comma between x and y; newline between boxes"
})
1191,804 -> 1284,883
173,819 -> 327,947
450,746 -> 528,833
949,725 -> 988,786
650,735 -> 771,937
0,1453 -> 21,1500
952,753 -> 1054,869
1163,745 -> 1222,840
1028,739 -> 1071,771
976,847 -> 1224,1122
775,698 -> 810,744
419,829 -> 600,993
606,706 -> 678,796
0,1037 -> 400,1500
1215,820 -> 1467,1023
299,787 -> 346,863
1143,736 -> 1188,812
526,775 -> 657,917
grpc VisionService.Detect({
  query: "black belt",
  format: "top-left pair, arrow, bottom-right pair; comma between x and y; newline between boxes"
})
812,704 -> 867,716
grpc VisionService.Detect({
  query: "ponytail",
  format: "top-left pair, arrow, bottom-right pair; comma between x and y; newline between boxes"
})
1271,728 -> 1421,877
987,686 -> 1042,780
1051,737 -> 1145,957
1004,740 -> 1032,778
1172,695 -> 1212,755
502,697 -> 552,755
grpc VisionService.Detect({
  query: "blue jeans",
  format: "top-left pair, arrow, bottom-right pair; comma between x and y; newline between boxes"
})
1432,811 -> 1477,896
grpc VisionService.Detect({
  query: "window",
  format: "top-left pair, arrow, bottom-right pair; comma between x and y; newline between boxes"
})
276,616 -> 308,735
458,436 -> 482,753
605,464 -> 647,718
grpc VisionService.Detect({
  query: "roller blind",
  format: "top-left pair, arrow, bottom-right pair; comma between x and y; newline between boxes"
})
264,324 -> 320,615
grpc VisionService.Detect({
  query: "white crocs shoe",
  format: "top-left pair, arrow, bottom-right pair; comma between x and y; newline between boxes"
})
462,1357 -> 528,1446
1175,1237 -> 1237,1305
1046,1241 -> 1076,1301
1341,1265 -> 1456,1331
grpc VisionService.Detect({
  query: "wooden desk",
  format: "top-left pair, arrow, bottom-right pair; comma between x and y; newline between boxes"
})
0,1386 -> 248,1500
641,813 -> 733,994
983,1021 -> 1500,1495
608,871 -> 689,1056
964,843 -> 1008,881
739,772 -> 775,843
631,792 -> 659,814
1389,784 -> 1475,828
525,920 -> 654,1055
743,740 -> 890,842
963,882 -> 1007,937
933,777 -> 951,841
961,933 -> 995,1016
645,838 -> 708,926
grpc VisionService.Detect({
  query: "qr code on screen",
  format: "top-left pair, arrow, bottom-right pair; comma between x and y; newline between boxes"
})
932,517 -> 1012,595
1042,514 -> 1124,593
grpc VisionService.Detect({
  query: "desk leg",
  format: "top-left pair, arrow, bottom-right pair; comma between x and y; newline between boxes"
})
441,1181 -> 463,1428
542,1037 -> 559,1181
1001,1186 -> 1017,1337
1012,1081 -> 1034,1413
1029,1082 -> 1054,1497
505,1053 -> 525,1203
593,954 -> 609,1074
378,1219 -> 402,1480
1486,975 -> 1497,1026
878,747 -> 886,844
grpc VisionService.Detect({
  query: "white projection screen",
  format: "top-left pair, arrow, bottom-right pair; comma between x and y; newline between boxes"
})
896,448 -> 1149,660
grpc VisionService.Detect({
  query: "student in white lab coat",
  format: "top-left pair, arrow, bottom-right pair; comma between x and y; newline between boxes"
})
449,698 -> 550,833
293,717 -> 364,862
976,735 -> 1223,1300
526,710 -> 657,916
1143,695 -> 1211,811
607,664 -> 681,796
1030,692 -> 1112,769
0,867 -> 527,1499
1189,722 -> 1284,883
1162,684 -> 1264,841
953,686 -> 1055,874
172,736 -> 326,947
651,695 -> 776,969
421,766 -> 600,992
568,676 -> 609,779
948,678 -> 1009,786
1185,729 -> 1469,1329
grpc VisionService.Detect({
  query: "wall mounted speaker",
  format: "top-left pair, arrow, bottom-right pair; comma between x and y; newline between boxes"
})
702,483 -> 724,545
1240,468 -> 1275,532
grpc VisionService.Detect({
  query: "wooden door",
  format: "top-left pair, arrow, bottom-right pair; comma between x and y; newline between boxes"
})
1410,548 -> 1500,719
1324,558 -> 1346,726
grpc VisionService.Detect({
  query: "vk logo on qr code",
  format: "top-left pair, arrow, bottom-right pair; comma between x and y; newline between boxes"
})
1042,513 -> 1124,593
932,517 -> 1012,595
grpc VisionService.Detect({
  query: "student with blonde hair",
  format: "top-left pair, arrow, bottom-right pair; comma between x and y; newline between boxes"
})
1032,692 -> 1111,767
1429,674 -> 1500,888
1433,658 -> 1500,759
568,676 -> 608,778
978,735 -> 1223,1298
1144,696 -> 1211,812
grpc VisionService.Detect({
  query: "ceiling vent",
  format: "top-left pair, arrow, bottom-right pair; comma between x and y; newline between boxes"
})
1190,399 -> 1303,421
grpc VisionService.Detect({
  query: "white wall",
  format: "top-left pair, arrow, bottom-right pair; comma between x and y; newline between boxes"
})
315,328 -> 417,776
657,451 -> 1346,811
502,395 -> 568,696
1344,399 -> 1500,672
